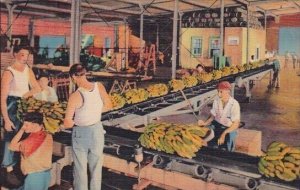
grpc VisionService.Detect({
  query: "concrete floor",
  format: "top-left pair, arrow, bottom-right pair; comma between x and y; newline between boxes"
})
159,60 -> 300,151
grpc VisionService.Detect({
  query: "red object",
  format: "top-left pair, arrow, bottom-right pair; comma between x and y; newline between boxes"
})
217,81 -> 231,90
20,131 -> 47,157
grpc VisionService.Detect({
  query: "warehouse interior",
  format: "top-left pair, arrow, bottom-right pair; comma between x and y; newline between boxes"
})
1,0 -> 300,190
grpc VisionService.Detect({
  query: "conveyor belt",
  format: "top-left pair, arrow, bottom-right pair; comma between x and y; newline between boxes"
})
102,64 -> 273,121
53,64 -> 300,190
54,123 -> 299,190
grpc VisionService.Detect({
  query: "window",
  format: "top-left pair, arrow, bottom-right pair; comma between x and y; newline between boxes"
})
191,37 -> 202,57
104,37 -> 111,48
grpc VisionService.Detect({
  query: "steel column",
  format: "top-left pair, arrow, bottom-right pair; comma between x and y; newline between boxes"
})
28,17 -> 35,47
171,0 -> 179,79
139,3 -> 144,55
247,4 -> 250,65
220,0 -> 224,57
5,3 -> 16,52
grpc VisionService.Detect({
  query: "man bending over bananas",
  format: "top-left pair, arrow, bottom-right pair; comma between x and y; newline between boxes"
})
198,81 -> 240,151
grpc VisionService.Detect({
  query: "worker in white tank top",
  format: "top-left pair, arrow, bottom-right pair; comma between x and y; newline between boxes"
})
63,64 -> 112,190
1,46 -> 41,176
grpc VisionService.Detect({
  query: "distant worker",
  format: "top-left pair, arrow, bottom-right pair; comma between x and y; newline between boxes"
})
284,51 -> 290,68
198,81 -> 240,151
292,53 -> 298,69
34,76 -> 58,102
271,55 -> 281,88
249,55 -> 255,63
192,64 -> 206,76
63,64 -> 112,190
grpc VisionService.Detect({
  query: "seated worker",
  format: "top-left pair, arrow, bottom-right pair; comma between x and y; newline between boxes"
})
198,81 -> 240,151
192,64 -> 206,76
9,112 -> 53,190
34,76 -> 58,102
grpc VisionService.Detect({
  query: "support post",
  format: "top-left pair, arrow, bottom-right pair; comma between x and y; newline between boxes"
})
5,3 -> 17,52
156,22 -> 159,58
74,0 -> 81,64
139,3 -> 144,56
28,17 -> 35,47
220,0 -> 224,57
178,12 -> 183,67
171,0 -> 179,79
70,0 -> 81,66
246,3 -> 250,66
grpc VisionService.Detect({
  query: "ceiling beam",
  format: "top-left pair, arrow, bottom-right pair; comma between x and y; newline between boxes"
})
180,0 -> 206,9
256,6 -> 278,17
232,0 -> 249,6
292,1 -> 300,9
2,8 -> 57,17
17,3 -> 71,13
81,2 -> 151,15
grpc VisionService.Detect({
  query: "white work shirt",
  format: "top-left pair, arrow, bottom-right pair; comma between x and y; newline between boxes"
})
211,96 -> 240,127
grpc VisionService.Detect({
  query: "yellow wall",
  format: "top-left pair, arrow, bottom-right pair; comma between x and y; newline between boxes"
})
248,28 -> 266,63
180,27 -> 266,68
180,28 -> 219,68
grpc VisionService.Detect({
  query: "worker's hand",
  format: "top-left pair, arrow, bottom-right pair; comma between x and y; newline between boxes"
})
218,132 -> 226,145
22,92 -> 32,99
198,120 -> 206,127
4,119 -> 15,132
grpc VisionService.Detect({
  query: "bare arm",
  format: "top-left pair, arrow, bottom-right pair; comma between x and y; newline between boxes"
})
63,92 -> 81,129
9,126 -> 26,151
1,70 -> 15,131
98,82 -> 112,113
23,68 -> 41,98
198,114 -> 215,127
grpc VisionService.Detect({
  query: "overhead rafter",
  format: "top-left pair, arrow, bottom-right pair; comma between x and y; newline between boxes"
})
180,0 -> 206,9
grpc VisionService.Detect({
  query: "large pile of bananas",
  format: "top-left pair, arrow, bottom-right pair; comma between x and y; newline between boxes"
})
182,76 -> 198,87
110,93 -> 126,110
124,88 -> 149,104
258,142 -> 300,182
249,61 -> 260,69
236,65 -> 245,72
212,70 -> 223,80
221,67 -> 231,77
17,97 -> 66,134
200,73 -> 213,83
169,79 -> 185,92
139,123 -> 209,158
230,66 -> 239,74
146,83 -> 169,98
243,64 -> 251,71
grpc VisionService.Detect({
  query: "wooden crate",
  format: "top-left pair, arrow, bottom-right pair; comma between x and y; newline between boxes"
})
235,128 -> 262,156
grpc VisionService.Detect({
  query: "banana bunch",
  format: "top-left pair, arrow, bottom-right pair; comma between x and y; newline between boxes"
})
236,65 -> 245,72
182,76 -> 198,87
258,142 -> 300,182
212,70 -> 223,79
124,88 -> 149,104
146,83 -> 169,98
200,73 -> 213,83
243,64 -> 251,71
43,116 -> 61,134
17,97 -> 67,134
249,61 -> 260,69
169,79 -> 185,92
110,93 -> 126,110
221,67 -> 231,77
139,123 -> 209,159
230,66 -> 239,74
